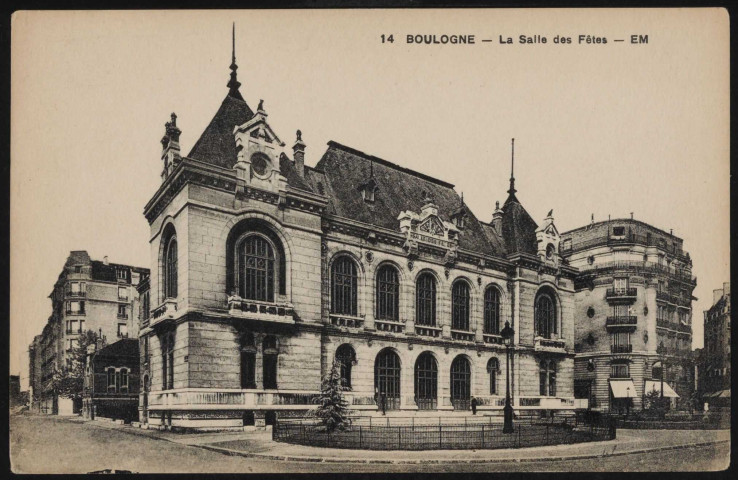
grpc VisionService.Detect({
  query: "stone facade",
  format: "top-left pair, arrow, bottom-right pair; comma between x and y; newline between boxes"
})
561,219 -> 697,412
28,251 -> 149,415
139,49 -> 578,431
698,282 -> 730,408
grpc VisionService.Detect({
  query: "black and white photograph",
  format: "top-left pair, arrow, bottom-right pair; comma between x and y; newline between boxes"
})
9,8 -> 730,473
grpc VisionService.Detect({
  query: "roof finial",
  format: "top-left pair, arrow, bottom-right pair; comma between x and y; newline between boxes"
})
508,138 -> 517,196
369,158 -> 374,178
227,22 -> 243,99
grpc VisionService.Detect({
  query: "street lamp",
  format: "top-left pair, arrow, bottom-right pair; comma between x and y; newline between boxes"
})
500,320 -> 515,434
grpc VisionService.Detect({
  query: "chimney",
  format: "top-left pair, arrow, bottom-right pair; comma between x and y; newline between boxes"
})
491,201 -> 504,234
713,288 -> 724,306
292,130 -> 305,178
161,112 -> 182,181
723,282 -> 730,297
103,256 -> 109,265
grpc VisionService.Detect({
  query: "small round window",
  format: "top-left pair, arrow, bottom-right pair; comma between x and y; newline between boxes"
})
546,243 -> 556,259
251,153 -> 270,177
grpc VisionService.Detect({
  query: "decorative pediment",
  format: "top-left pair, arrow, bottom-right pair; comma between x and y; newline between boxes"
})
536,209 -> 560,266
398,201 -> 459,259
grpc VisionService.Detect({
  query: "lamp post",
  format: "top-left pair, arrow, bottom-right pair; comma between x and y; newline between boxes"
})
626,386 -> 631,416
500,320 -> 515,434
656,341 -> 667,400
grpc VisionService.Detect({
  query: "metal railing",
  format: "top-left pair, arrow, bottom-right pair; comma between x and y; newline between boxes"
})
606,288 -> 637,299
611,344 -> 633,353
451,330 -> 475,342
329,314 -> 364,329
375,320 -> 405,333
415,325 -> 442,338
606,316 -> 637,326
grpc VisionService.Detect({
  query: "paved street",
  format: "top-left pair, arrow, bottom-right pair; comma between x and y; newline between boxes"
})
10,413 -> 730,474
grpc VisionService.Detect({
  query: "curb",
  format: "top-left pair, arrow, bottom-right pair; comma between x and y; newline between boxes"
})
70,417 -> 730,466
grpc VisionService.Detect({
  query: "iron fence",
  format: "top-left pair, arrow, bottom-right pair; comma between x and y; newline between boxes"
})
273,415 -> 614,450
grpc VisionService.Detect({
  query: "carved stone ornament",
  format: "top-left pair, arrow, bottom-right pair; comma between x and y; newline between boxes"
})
477,276 -> 482,286
365,251 -> 374,263
408,343 -> 414,350
643,332 -> 649,344
407,260 -> 414,271
367,339 -> 373,347
444,346 -> 450,354
586,333 -> 596,345
587,359 -> 595,372
444,267 -> 451,279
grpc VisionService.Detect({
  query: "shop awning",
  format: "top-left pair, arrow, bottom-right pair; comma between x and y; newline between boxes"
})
645,380 -> 679,398
705,389 -> 731,399
609,379 -> 638,398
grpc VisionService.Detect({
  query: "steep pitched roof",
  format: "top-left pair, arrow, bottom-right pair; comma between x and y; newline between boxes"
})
314,141 -> 502,256
187,93 -> 255,169
500,192 -> 538,255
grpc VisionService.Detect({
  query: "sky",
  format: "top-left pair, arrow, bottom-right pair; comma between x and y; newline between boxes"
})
10,9 -> 730,388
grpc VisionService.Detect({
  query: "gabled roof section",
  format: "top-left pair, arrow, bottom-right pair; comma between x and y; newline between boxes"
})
501,193 -> 538,255
96,338 -> 139,359
187,94 -> 255,169
314,141 -> 502,255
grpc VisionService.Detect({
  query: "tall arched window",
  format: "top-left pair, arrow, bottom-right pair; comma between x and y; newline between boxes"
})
539,360 -> 557,396
107,368 -> 116,392
535,291 -> 557,339
484,287 -> 501,334
487,358 -> 500,395
374,349 -> 401,410
161,333 -> 175,390
376,265 -> 400,321
335,344 -> 356,389
239,331 -> 256,389
239,235 -> 276,302
450,356 -> 471,410
414,352 -> 438,410
416,273 -> 436,326
331,257 -> 358,316
262,336 -> 278,389
164,236 -> 178,299
452,281 -> 470,331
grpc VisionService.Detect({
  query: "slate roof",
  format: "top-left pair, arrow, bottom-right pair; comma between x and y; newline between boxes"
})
187,93 -> 255,169
500,192 -> 539,255
314,141 -> 509,257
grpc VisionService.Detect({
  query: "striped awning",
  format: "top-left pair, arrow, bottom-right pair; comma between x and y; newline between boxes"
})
609,379 -> 638,398
644,380 -> 679,398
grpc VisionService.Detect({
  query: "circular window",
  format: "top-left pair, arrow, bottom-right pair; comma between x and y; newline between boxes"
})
251,154 -> 270,177
546,244 -> 556,259
587,307 -> 595,318
587,256 -> 595,265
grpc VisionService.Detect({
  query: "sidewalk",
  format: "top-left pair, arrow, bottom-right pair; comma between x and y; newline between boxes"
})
77,417 -> 730,465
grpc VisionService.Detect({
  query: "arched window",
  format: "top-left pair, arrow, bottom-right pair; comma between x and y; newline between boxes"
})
535,291 -> 557,339
331,257 -> 358,316
487,358 -> 500,395
335,344 -> 356,389
240,332 -> 256,389
238,235 -> 276,302
450,356 -> 471,410
539,360 -> 557,396
107,368 -> 116,392
262,336 -> 278,389
452,281 -> 470,331
164,236 -> 178,299
374,349 -> 401,410
414,352 -> 438,410
416,273 -> 436,326
484,287 -> 501,334
376,265 -> 400,321
161,333 -> 175,390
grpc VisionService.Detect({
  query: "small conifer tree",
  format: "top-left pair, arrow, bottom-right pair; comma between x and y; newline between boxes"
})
314,359 -> 352,432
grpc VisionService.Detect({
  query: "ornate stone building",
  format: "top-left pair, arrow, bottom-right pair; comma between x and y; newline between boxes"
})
560,220 -> 697,412
699,282 -> 730,409
139,45 -> 578,431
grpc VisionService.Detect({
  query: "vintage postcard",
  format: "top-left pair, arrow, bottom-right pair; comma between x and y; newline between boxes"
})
9,8 -> 730,473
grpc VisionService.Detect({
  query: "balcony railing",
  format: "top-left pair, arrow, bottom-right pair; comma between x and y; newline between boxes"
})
66,310 -> 85,315
147,389 -> 320,410
375,319 -> 405,334
611,344 -> 633,353
117,313 -> 128,320
66,291 -> 86,298
606,316 -> 637,330
329,314 -> 364,329
576,260 -> 696,285
227,297 -> 295,324
415,325 -> 441,338
560,232 -> 690,263
606,288 -> 637,302
535,337 -> 567,352
151,299 -> 177,324
482,333 -> 505,345
451,329 -> 475,342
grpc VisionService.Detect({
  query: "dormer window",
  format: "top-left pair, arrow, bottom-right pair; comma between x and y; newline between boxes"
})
612,226 -> 625,237
359,177 -> 378,203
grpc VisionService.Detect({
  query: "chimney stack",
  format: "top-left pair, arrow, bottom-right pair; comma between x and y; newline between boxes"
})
713,288 -> 724,306
292,130 -> 306,178
491,201 -> 504,234
161,112 -> 182,181
103,256 -> 109,265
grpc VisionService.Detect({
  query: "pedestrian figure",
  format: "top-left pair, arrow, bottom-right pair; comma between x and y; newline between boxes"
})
381,392 -> 387,415
471,396 -> 477,415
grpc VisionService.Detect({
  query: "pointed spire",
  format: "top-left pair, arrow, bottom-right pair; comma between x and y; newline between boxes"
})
227,22 -> 243,99
507,138 -> 517,196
